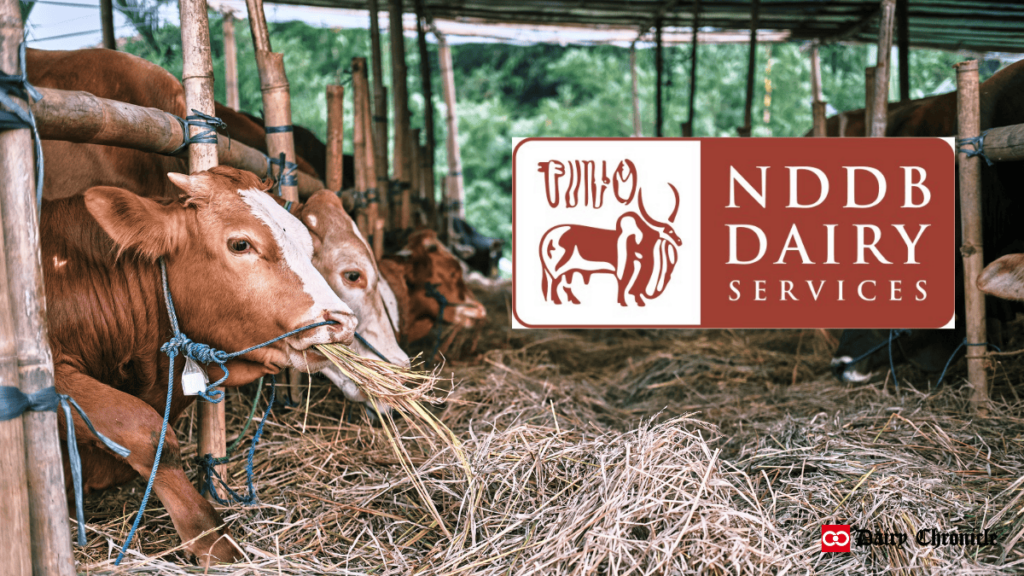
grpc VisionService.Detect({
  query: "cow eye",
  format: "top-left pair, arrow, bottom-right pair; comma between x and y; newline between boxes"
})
344,271 -> 361,283
228,239 -> 251,254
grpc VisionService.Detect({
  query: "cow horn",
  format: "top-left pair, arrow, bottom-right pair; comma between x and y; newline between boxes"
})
668,183 -> 680,223
637,186 -> 655,225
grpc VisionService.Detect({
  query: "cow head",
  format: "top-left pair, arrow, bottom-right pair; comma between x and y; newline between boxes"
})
84,166 -> 356,378
298,190 -> 409,407
379,230 -> 487,343
634,183 -> 683,299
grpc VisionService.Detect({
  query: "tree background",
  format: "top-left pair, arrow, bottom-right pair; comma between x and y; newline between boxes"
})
120,16 -> 1006,256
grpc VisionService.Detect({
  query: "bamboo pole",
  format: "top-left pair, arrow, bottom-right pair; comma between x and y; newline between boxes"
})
864,66 -> 876,137
869,0 -> 897,137
223,12 -> 240,111
414,0 -> 437,228
630,43 -> 641,137
956,59 -> 989,415
811,42 -> 826,137
245,0 -> 299,204
897,0 -> 909,102
326,85 -> 345,192
686,0 -> 700,136
740,0 -> 759,137
410,128 -> 420,222
352,58 -> 370,239
359,70 -> 384,259
367,0 -> 390,231
180,0 -> 225,486
100,0 -> 115,50
655,21 -> 663,137
0,1 -> 75,573
390,0 -> 412,230
436,30 -> 464,224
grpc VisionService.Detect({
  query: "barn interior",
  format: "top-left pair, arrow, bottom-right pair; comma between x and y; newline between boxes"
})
5,0 -> 1024,574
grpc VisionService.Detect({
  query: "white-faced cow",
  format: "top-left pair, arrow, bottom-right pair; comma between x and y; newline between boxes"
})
45,167 -> 355,565
540,184 -> 682,307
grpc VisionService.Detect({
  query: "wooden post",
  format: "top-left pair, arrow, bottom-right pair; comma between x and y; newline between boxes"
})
897,0 -> 909,102
630,43 -> 641,137
180,0 -> 225,485
223,12 -> 240,111
414,0 -> 437,228
352,58 -> 370,238
325,85 -> 345,192
838,111 -> 848,137
687,0 -> 700,136
1,2 -> 76,574
436,30 -> 464,224
245,0 -> 299,204
359,73 -> 384,259
654,21 -> 663,137
864,66 -> 876,137
869,0 -> 896,137
956,60 -> 989,415
741,0 -> 759,137
390,0 -> 412,230
367,0 -> 389,231
100,0 -> 116,49
811,42 -> 826,137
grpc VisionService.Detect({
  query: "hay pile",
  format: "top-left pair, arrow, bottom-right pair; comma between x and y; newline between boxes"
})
73,280 -> 1024,574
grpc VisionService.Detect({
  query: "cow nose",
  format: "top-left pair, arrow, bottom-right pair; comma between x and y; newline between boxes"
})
323,309 -> 357,344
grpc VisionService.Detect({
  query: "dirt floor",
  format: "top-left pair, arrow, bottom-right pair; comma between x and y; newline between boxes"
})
74,279 -> 1024,574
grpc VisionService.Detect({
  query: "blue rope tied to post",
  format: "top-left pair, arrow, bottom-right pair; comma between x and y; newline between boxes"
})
0,386 -> 130,546
115,258 -> 337,564
424,282 -> 448,365
0,40 -> 45,214
958,130 -> 994,166
169,109 -> 229,156
933,339 -> 1000,390
267,152 -> 298,192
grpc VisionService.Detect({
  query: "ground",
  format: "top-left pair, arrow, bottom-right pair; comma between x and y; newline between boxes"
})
74,279 -> 1024,574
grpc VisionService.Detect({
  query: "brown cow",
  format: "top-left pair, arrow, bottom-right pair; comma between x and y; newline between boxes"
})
378,230 -> 487,343
45,167 -> 356,564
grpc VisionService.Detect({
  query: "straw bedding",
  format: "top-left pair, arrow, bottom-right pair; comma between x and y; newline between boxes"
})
73,280 -> 1024,574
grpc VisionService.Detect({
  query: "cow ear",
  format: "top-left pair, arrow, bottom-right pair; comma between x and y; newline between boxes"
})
167,172 -> 213,207
84,186 -> 187,260
978,253 -> 1024,301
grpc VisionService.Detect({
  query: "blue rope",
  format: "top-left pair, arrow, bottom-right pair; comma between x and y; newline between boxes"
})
169,109 -> 228,156
424,282 -> 448,365
115,258 -> 338,564
0,40 -> 44,215
354,332 -> 392,363
0,386 -> 129,547
958,130 -> 994,166
933,339 -> 1000,390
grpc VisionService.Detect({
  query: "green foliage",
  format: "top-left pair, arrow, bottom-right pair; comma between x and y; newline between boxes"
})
122,16 -> 1005,253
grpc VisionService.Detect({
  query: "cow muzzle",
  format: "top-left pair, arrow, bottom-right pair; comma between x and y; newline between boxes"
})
451,301 -> 487,328
289,309 -> 357,353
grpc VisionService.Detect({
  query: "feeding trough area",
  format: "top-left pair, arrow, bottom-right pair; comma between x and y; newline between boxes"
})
4,0 -> 1024,574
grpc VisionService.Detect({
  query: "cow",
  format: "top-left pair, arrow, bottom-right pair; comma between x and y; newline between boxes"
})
539,184 -> 681,307
378,230 -> 487,344
45,167 -> 356,564
27,48 -> 405,413
832,58 -> 1024,383
297,190 -> 409,408
450,216 -> 505,278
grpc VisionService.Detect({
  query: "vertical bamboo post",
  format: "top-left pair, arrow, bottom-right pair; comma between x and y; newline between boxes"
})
223,12 -> 240,111
956,60 -> 988,415
180,0 -> 226,487
740,0 -> 759,137
811,42 -> 826,137
838,111 -> 848,137
864,66 -> 876,137
409,128 -> 421,225
390,0 -> 412,230
245,0 -> 298,204
436,30 -> 464,228
357,59 -> 383,257
352,58 -> 370,238
869,0 -> 896,137
897,0 -> 909,102
367,0 -> 389,231
325,85 -> 345,192
414,0 -> 437,228
686,0 -> 700,136
654,21 -> 663,137
630,43 -> 641,137
100,0 -> 116,49
2,2 -> 76,574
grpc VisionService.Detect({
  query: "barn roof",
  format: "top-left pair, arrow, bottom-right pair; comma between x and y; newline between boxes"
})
270,0 -> 1024,54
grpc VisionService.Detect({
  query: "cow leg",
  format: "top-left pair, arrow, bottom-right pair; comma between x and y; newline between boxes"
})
564,286 -> 581,305
550,275 -> 563,305
55,365 -> 242,565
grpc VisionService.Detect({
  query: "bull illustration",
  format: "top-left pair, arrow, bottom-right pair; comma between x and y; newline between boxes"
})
540,183 -> 682,307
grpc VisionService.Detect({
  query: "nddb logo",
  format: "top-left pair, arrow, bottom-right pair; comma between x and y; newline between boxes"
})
821,525 -> 851,553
